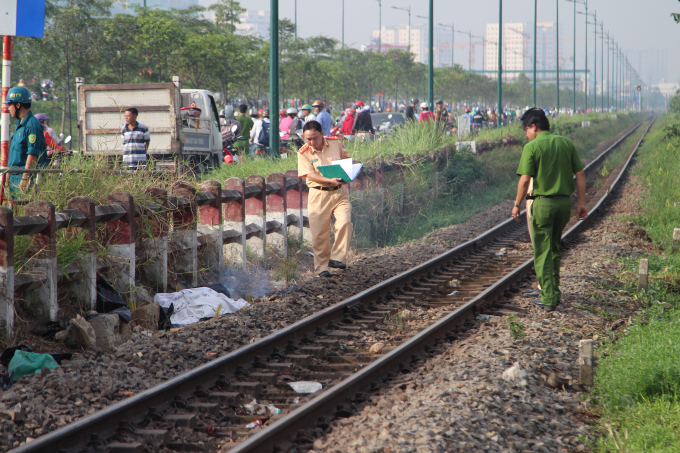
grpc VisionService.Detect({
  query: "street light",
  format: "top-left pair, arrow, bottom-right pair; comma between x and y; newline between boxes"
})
533,0 -> 537,107
417,3 -> 435,110
580,10 -> 596,110
438,23 -> 455,67
577,8 -> 595,112
497,0 -> 502,128
456,30 -> 473,71
375,0 -> 381,53
566,0 -> 586,113
392,5 -> 411,52
556,0 -> 560,115
597,21 -> 604,112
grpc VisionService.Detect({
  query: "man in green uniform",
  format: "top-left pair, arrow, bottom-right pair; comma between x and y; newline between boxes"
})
4,87 -> 47,194
511,108 -> 588,311
234,104 -> 254,155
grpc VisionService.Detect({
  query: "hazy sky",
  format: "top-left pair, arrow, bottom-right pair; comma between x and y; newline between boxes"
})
228,0 -> 678,86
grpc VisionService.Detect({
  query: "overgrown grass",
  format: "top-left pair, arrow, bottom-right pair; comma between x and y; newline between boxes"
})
591,114 -> 680,452
631,115 -> 680,250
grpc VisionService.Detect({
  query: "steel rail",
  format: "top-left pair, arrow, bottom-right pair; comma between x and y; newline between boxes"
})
10,119 -> 651,453
228,117 -> 656,453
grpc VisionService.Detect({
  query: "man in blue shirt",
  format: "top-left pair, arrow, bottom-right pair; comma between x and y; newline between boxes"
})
313,100 -> 332,136
4,87 -> 47,194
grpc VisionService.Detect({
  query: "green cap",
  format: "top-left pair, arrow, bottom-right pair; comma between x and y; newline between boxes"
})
4,86 -> 31,104
302,104 -> 312,110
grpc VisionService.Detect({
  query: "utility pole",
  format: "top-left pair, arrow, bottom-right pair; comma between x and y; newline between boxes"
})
556,0 -> 560,115
392,6 -> 411,53
376,0 -> 382,53
294,0 -> 297,39
269,0 -> 279,157
428,0 -> 433,110
599,22 -> 604,112
439,23 -> 455,67
533,0 -> 537,106
456,30 -> 474,71
497,0 -> 503,128
342,0 -> 344,47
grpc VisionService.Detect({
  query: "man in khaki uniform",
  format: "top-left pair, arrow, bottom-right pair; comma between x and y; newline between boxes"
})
298,120 -> 353,277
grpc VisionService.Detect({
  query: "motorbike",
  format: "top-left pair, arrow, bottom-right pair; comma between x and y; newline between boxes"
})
222,124 -> 242,164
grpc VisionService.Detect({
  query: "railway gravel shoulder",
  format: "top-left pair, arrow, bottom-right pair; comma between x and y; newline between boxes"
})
312,126 -> 656,453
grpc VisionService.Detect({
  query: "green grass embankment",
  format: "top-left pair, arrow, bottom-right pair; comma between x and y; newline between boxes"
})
592,114 -> 680,452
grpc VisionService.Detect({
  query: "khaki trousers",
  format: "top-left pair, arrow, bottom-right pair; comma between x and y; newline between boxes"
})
308,187 -> 352,273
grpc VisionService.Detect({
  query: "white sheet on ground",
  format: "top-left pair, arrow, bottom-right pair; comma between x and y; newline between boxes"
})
154,287 -> 250,326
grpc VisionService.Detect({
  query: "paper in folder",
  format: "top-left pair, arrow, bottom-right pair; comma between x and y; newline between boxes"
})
317,158 -> 363,183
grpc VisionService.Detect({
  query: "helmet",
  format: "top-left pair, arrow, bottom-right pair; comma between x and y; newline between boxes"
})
258,109 -> 264,116
420,102 -> 428,109
312,100 -> 324,108
224,105 -> 235,119
346,109 -> 355,116
219,109 -> 225,118
297,111 -> 305,119
436,99 -> 443,105
4,86 -> 31,104
355,100 -> 365,107
286,107 -> 298,115
35,113 -> 50,121
465,108 -> 471,113
302,104 -> 312,110
339,110 -> 345,116
386,108 -> 391,112
279,109 -> 286,116
250,108 -> 258,117
411,98 -> 419,104
262,109 -> 270,117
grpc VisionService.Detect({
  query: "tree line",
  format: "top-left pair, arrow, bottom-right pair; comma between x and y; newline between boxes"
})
13,0 -> 651,117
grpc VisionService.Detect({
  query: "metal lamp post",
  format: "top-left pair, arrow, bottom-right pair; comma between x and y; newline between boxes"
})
456,30 -> 474,71
598,21 -> 604,112
439,23 -> 455,67
533,0 -> 537,107
497,0 -> 502,128
392,6 -> 411,52
270,0 -> 279,157
556,0 -> 560,115
579,10 -> 596,112
566,0 -> 586,113
375,0 -> 382,53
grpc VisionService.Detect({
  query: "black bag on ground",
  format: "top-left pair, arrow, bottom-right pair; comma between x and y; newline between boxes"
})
96,277 -> 128,314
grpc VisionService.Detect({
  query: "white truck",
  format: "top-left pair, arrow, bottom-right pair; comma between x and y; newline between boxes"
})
76,76 -> 223,172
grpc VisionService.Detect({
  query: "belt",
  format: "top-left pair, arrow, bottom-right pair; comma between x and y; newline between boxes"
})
527,195 -> 570,200
311,186 -> 340,191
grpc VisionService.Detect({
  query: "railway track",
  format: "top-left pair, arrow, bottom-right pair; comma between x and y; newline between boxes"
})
12,118 -> 654,453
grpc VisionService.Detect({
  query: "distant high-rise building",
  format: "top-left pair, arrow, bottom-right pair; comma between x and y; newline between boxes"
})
370,24 -> 427,64
235,10 -> 270,39
485,22 -> 563,81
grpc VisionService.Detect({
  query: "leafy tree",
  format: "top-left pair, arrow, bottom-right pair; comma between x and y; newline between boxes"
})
136,8 -> 186,83
100,13 -> 142,83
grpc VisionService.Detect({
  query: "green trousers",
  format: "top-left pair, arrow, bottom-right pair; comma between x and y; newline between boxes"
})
530,197 -> 572,306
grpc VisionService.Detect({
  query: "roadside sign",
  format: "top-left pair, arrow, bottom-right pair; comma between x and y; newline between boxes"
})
0,0 -> 45,37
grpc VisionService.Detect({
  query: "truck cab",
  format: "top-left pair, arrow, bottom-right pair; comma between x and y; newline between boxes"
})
180,89 -> 223,172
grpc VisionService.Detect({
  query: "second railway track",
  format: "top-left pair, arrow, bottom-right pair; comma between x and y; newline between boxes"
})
11,118 -> 654,453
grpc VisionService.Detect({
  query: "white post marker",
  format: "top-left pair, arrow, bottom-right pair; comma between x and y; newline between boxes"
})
639,258 -> 649,292
673,228 -> 680,252
0,0 -> 46,203
578,339 -> 594,386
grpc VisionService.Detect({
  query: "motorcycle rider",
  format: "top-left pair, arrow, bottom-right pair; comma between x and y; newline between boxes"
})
352,103 -> 374,134
434,99 -> 449,124
313,100 -> 332,136
405,98 -> 418,121
301,104 -> 316,122
472,107 -> 484,130
35,113 -> 67,158
220,106 -> 241,144
250,109 -> 270,156
279,109 -> 286,121
418,102 -> 435,122
280,107 -> 297,139
340,109 -> 355,135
